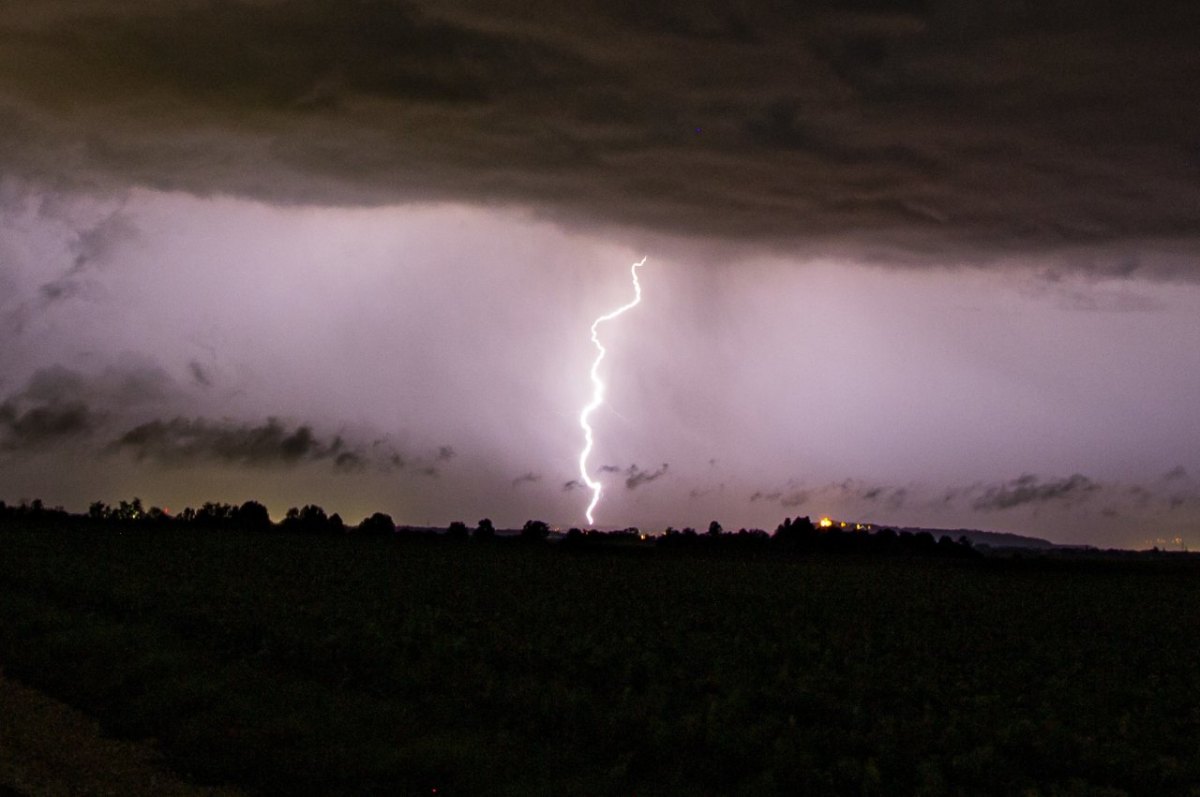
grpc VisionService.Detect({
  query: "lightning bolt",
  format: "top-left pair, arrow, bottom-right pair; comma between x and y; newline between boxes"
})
579,256 -> 647,526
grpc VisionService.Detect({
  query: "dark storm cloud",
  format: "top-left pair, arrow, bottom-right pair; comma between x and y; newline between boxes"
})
333,451 -> 365,472
85,363 -> 175,406
0,399 -> 98,451
110,417 -> 325,467
0,363 -> 176,451
970,473 -> 1099,512
36,204 -> 135,307
511,471 -> 541,488
779,491 -> 808,509
188,361 -> 211,388
1,1 -> 1197,272
1125,484 -> 1155,510
1162,466 -> 1189,482
66,207 -> 135,272
1131,472 -> 1200,515
563,463 -> 669,491
0,364 -> 437,475
14,367 -> 92,405
106,415 -> 446,475
1054,287 -> 1167,314
624,463 -> 669,490
0,365 -> 139,449
752,479 -> 907,511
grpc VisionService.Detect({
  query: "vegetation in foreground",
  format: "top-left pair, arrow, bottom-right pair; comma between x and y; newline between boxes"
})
2,513 -> 1199,796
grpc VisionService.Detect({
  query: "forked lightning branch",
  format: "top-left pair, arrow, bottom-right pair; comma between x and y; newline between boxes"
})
577,257 -> 647,525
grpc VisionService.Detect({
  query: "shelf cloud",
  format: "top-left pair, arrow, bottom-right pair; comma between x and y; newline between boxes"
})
1,0 -> 1197,274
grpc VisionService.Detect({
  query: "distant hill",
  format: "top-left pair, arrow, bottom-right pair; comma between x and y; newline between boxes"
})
892,527 -> 1078,550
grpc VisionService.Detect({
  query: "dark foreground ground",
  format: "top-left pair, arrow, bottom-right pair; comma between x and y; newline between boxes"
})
0,667 -> 243,797
1,526 -> 1198,796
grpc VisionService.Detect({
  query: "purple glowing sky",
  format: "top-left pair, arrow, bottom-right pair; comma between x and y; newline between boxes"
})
1,1 -> 1198,547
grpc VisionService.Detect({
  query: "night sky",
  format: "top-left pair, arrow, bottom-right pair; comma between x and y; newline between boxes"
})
1,0 -> 1198,548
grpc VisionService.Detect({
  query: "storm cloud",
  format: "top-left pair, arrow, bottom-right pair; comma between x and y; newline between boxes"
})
752,479 -> 908,513
0,363 -> 439,477
0,364 -> 169,451
511,471 -> 541,488
970,473 -> 1100,512
0,399 -> 98,451
105,413 -> 459,477
110,417 -> 325,468
1,2 -> 1198,547
563,463 -> 670,492
0,0 -> 1197,272
625,463 -> 670,490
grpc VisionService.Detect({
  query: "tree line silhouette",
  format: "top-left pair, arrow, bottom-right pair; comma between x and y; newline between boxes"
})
0,498 -> 979,558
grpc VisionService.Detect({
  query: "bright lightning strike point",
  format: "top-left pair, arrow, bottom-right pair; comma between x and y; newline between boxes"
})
579,256 -> 647,526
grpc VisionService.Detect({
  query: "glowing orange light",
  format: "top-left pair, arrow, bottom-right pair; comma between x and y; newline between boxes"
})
818,517 -> 833,528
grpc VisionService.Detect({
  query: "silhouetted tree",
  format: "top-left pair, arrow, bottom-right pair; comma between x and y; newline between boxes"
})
195,501 -> 236,528
473,518 -> 495,541
521,519 -> 550,542
772,515 -> 817,547
282,504 -> 332,533
707,520 -> 723,536
0,499 -> 68,527
446,521 -> 469,540
236,500 -> 272,532
869,527 -> 898,553
113,497 -> 144,522
300,504 -> 328,528
357,512 -> 395,535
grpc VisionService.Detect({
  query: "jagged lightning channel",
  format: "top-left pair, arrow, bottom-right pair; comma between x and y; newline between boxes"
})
579,256 -> 647,525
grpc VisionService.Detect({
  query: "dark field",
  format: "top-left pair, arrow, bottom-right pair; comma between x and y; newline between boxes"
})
1,527 -> 1199,796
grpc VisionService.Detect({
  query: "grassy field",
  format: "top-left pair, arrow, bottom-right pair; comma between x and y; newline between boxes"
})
1,525 -> 1198,796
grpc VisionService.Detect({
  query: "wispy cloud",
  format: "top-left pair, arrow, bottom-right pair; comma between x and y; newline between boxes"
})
625,463 -> 669,490
110,417 -> 328,467
511,471 -> 540,488
970,473 -> 1099,512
